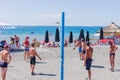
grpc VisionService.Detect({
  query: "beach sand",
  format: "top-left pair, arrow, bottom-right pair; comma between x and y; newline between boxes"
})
2,45 -> 120,80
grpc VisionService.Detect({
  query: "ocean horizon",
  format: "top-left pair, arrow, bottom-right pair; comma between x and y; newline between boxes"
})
0,25 -> 102,44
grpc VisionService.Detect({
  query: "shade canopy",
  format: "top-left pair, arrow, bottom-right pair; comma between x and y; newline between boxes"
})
97,22 -> 120,36
78,29 -> 85,40
103,22 -> 120,33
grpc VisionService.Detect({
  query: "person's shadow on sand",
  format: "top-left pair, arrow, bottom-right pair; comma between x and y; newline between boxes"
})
114,69 -> 120,72
91,65 -> 105,68
32,73 -> 56,76
36,61 -> 47,64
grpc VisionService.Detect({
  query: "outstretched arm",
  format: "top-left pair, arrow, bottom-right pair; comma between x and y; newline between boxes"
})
74,41 -> 79,47
0,51 -> 3,56
22,42 -> 25,47
35,51 -> 42,60
114,45 -> 118,51
84,49 -> 87,66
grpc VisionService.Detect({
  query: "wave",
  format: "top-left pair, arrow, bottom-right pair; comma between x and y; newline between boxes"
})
0,25 -> 16,29
6,26 -> 16,29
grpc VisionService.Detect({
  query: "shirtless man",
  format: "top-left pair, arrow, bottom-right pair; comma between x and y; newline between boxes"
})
14,35 -> 20,48
0,45 -> 12,80
81,38 -> 86,61
29,43 -> 42,75
109,41 -> 118,72
78,40 -> 83,60
74,39 -> 82,59
84,42 -> 93,80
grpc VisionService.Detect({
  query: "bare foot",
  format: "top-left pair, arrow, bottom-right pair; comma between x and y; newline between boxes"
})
111,69 -> 114,72
109,68 -> 112,70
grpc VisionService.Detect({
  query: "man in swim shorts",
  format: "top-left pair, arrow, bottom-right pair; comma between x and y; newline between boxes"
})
0,45 -> 12,80
74,40 -> 83,60
84,42 -> 93,80
14,35 -> 20,49
29,43 -> 42,75
79,45 -> 82,59
76,40 -> 82,59
81,38 -> 86,62
109,41 -> 118,72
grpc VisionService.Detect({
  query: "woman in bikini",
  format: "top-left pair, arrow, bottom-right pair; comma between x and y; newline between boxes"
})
109,41 -> 118,72
22,37 -> 30,62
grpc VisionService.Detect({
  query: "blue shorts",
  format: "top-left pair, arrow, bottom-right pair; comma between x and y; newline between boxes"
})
79,47 -> 82,53
25,47 -> 29,51
0,62 -> 8,68
86,58 -> 92,70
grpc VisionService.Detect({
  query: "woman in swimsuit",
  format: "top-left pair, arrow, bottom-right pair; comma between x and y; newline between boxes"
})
109,41 -> 118,72
22,37 -> 30,62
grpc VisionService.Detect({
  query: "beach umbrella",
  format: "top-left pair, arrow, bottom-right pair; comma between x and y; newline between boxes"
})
97,22 -> 120,36
103,22 -> 120,33
78,29 -> 85,40
45,30 -> 49,43
99,28 -> 104,40
69,31 -> 73,43
55,28 -> 60,42
86,31 -> 90,41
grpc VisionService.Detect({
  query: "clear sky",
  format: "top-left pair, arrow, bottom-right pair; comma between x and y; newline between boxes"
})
0,0 -> 120,26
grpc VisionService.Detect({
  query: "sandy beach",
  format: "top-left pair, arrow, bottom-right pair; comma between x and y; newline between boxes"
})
1,45 -> 120,80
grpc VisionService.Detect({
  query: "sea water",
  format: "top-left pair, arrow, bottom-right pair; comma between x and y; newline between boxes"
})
0,25 -> 102,44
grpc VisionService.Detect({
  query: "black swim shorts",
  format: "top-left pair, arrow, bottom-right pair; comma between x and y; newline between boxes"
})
82,50 -> 86,54
0,62 -> 8,68
110,53 -> 115,56
30,56 -> 36,65
86,58 -> 92,70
